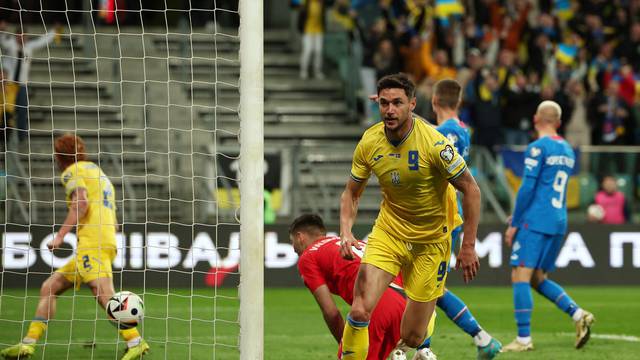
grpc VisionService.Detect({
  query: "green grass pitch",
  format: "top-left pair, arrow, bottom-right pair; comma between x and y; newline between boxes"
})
0,286 -> 638,359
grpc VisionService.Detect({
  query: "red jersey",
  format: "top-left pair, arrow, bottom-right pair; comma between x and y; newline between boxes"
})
297,236 -> 362,304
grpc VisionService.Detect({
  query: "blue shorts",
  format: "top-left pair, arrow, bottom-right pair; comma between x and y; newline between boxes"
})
510,228 -> 564,272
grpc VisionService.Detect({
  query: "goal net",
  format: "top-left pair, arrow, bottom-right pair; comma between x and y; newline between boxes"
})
0,1 -> 263,359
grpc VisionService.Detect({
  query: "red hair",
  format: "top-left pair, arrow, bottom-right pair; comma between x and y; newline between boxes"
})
54,134 -> 87,170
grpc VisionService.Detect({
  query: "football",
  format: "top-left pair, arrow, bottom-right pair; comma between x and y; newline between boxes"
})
587,204 -> 605,221
106,291 -> 144,329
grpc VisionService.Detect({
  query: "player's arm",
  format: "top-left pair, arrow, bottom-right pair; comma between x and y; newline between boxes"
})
311,285 -> 345,343
505,145 -> 543,246
450,169 -> 481,283
49,188 -> 89,250
340,140 -> 370,260
340,178 -> 367,260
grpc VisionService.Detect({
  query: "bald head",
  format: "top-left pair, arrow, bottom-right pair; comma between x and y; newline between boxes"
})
535,100 -> 562,126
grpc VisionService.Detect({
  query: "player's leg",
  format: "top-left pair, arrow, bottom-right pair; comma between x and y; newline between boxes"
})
342,263 -> 395,360
0,273 -> 73,359
503,266 -> 535,352
436,289 -> 502,359
530,234 -> 595,349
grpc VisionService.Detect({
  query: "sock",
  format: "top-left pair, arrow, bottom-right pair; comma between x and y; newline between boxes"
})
473,330 -> 492,347
572,308 -> 585,322
437,290 -> 482,337
418,337 -> 431,350
119,328 -> 142,348
513,282 -> 533,338
536,279 -> 580,318
341,315 -> 369,360
24,317 -> 48,342
517,336 -> 531,345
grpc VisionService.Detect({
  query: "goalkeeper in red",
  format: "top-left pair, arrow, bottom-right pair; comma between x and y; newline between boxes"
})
1,134 -> 149,360
291,214 -> 437,360
339,73 -> 482,359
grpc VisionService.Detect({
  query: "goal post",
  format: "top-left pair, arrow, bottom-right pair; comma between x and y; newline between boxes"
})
239,0 -> 264,359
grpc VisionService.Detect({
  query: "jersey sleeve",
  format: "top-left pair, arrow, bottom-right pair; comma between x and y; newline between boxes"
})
430,133 -> 467,181
350,139 -> 371,182
297,253 -> 325,293
522,143 -> 544,179
61,167 -> 87,200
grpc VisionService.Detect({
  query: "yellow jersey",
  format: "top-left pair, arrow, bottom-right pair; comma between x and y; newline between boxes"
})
351,117 -> 465,244
61,161 -> 117,251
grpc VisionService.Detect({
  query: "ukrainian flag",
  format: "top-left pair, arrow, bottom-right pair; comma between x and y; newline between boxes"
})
501,148 -> 581,209
553,0 -> 573,21
556,43 -> 578,65
435,0 -> 464,21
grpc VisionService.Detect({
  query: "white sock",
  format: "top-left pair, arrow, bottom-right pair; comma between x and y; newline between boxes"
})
516,336 -> 531,345
572,308 -> 584,322
21,337 -> 36,344
473,330 -> 492,347
127,336 -> 142,348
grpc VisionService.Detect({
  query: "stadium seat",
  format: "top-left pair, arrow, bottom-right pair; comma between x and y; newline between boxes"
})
614,174 -> 634,201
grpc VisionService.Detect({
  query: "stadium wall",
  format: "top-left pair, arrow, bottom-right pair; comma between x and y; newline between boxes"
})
1,224 -> 639,287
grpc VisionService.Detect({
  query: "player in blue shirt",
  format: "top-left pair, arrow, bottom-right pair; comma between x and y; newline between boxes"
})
503,101 -> 595,352
429,79 -> 502,359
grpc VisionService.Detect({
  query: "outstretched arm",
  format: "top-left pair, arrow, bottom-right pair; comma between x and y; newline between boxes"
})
312,285 -> 344,343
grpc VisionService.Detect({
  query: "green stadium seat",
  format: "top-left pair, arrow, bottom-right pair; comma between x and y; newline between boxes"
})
614,174 -> 634,201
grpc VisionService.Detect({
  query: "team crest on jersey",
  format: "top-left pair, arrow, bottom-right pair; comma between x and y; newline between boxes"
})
390,170 -> 401,185
440,145 -> 455,163
530,147 -> 541,157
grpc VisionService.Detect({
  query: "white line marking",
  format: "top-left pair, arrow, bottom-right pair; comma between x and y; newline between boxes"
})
560,333 -> 640,342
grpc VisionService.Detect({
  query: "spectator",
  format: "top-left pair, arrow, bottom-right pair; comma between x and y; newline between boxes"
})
0,26 -> 60,143
617,22 -> 640,67
590,79 -> 634,145
298,0 -> 326,79
0,69 -> 18,152
468,69 -> 502,153
372,37 -> 401,79
502,71 -> 537,145
589,176 -> 630,224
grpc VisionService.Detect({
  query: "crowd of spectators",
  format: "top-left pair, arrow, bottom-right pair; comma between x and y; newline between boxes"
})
293,0 -> 640,150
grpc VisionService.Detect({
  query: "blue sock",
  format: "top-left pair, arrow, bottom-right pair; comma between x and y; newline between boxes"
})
536,279 -> 579,317
418,336 -> 431,350
437,290 -> 481,337
513,282 -> 533,337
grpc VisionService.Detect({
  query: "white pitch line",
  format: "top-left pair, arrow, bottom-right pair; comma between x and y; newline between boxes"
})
560,333 -> 640,342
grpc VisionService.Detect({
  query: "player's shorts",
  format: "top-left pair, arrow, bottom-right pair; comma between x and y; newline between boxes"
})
56,247 -> 116,288
362,226 -> 451,302
510,228 -> 564,272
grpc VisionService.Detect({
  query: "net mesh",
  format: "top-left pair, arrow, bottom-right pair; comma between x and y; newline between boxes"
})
0,1 -> 243,358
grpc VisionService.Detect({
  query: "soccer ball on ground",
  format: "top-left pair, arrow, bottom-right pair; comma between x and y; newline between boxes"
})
106,291 -> 144,329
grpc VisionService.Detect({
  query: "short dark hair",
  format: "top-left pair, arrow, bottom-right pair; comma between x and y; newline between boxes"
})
289,214 -> 326,236
377,73 -> 416,99
433,79 -> 462,109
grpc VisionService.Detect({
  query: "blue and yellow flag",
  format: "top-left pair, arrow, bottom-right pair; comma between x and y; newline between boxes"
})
553,0 -> 573,21
435,0 -> 464,25
555,43 -> 578,65
501,148 -> 581,209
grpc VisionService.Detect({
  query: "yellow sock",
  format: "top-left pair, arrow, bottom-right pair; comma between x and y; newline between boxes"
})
119,328 -> 141,342
25,319 -> 47,341
341,316 -> 369,360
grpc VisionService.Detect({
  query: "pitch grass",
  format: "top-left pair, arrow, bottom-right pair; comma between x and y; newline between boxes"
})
0,287 -> 639,359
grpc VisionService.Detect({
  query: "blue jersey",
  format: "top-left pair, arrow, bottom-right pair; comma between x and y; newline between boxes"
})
437,118 -> 470,163
512,135 -> 575,235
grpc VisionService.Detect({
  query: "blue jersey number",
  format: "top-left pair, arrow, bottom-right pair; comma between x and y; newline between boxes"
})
551,171 -> 568,209
436,261 -> 447,282
102,177 -> 115,210
408,150 -> 419,171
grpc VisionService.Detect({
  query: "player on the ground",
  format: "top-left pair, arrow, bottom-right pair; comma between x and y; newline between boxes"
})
290,214 -> 437,360
425,79 -> 502,359
339,73 -> 482,360
1,134 -> 149,360
503,101 -> 595,352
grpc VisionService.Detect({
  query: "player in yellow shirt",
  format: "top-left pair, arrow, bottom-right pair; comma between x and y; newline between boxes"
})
1,134 -> 149,360
339,74 -> 482,359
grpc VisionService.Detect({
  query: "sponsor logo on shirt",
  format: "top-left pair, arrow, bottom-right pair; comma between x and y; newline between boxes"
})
373,154 -> 383,161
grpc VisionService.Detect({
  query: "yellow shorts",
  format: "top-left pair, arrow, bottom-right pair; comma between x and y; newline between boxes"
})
56,248 -> 116,288
362,226 -> 451,302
